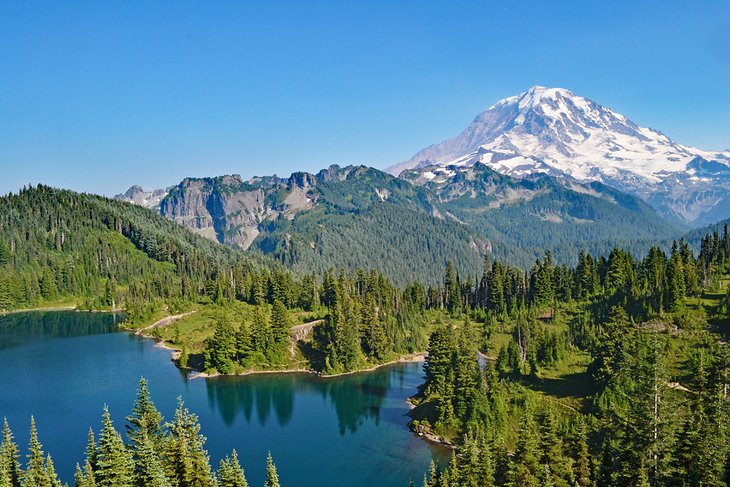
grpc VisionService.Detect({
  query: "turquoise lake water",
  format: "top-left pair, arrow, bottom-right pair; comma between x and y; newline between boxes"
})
0,311 -> 448,486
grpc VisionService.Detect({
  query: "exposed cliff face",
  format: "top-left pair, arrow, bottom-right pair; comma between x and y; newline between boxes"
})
114,185 -> 168,210
160,173 -> 317,249
116,162 -> 685,282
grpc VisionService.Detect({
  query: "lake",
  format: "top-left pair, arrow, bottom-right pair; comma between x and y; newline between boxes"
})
0,311 -> 448,486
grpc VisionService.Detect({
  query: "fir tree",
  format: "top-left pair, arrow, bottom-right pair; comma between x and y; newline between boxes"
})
126,378 -> 164,454
217,450 -> 248,487
133,435 -> 170,487
0,419 -> 21,487
23,416 -> 52,487
96,407 -> 135,487
270,300 -> 289,345
507,406 -> 541,487
264,453 -> 280,487
165,398 -> 214,487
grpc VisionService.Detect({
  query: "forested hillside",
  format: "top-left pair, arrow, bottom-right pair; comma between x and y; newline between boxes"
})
0,186 -> 266,322
2,185 -> 730,485
146,163 -> 682,283
403,163 -> 683,266
411,225 -> 730,486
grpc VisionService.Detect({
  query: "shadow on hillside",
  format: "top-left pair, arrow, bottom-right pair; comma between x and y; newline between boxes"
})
520,370 -> 596,411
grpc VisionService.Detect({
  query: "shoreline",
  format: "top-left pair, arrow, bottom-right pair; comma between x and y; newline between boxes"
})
187,352 -> 427,380
0,305 -> 78,315
126,311 -> 426,380
406,398 -> 456,450
134,310 -> 198,336
0,305 -> 127,316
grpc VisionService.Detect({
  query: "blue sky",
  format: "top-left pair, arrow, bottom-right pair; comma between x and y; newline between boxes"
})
1,1 -> 729,196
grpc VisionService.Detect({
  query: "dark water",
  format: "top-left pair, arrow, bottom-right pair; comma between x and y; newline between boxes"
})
0,311 -> 447,486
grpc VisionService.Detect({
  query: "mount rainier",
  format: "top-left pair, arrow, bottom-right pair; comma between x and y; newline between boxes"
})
389,86 -> 730,226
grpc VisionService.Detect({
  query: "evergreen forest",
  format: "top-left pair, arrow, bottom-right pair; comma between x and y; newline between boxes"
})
1,185 -> 730,486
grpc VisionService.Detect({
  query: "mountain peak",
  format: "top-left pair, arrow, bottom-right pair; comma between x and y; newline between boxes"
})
389,86 -> 730,225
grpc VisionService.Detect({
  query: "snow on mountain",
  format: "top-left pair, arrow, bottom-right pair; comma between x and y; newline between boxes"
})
114,185 -> 168,210
390,86 -> 730,226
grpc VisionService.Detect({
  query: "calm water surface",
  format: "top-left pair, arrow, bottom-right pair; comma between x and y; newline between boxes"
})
0,311 -> 448,486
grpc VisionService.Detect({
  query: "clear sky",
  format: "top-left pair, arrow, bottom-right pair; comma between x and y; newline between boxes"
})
1,1 -> 729,196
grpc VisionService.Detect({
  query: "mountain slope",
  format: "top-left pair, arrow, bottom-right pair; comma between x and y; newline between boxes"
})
0,185 -> 262,315
157,166 -> 488,284
402,163 -> 682,264
391,86 -> 730,226
143,164 -> 681,281
114,185 -> 168,211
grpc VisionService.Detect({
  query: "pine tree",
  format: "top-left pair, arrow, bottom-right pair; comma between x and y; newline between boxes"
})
74,464 -> 85,487
205,317 -> 237,373
165,398 -> 214,487
133,435 -> 170,487
217,450 -> 248,487
572,420 -> 592,487
43,457 -> 61,487
667,242 -> 686,311
0,419 -> 21,487
126,378 -> 164,454
539,411 -> 572,487
96,407 -> 135,487
444,262 -> 461,313
84,429 -> 98,475
23,416 -> 52,487
270,300 -> 289,345
264,453 -> 280,487
507,406 -> 541,487
74,461 -> 96,487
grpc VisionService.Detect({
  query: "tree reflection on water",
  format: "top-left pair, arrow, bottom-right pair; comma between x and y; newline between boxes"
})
203,365 -> 395,434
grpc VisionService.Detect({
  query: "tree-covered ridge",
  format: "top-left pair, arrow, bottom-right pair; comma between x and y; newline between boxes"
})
154,163 -> 683,283
0,379 -> 282,487
410,225 -> 730,486
256,163 -> 684,277
0,185 -> 279,321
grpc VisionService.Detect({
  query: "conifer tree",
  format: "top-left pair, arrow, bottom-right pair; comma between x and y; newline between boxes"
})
74,460 -> 96,487
165,398 -> 214,487
667,243 -> 686,311
217,450 -> 248,487
96,407 -> 135,487
126,378 -> 164,454
24,416 -> 52,487
571,419 -> 591,487
84,429 -> 98,475
539,411 -> 572,487
0,419 -> 21,487
264,453 -> 280,487
507,406 -> 541,487
270,300 -> 289,345
42,457 -> 61,487
73,464 -> 85,487
133,435 -> 170,487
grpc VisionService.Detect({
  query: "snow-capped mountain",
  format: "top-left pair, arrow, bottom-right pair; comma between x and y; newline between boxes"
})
389,86 -> 730,226
114,185 -> 168,210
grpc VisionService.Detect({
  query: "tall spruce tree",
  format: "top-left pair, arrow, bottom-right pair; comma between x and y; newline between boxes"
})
165,398 -> 214,487
126,378 -> 164,454
217,450 -> 248,487
96,407 -> 135,487
264,453 -> 280,487
0,419 -> 21,487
